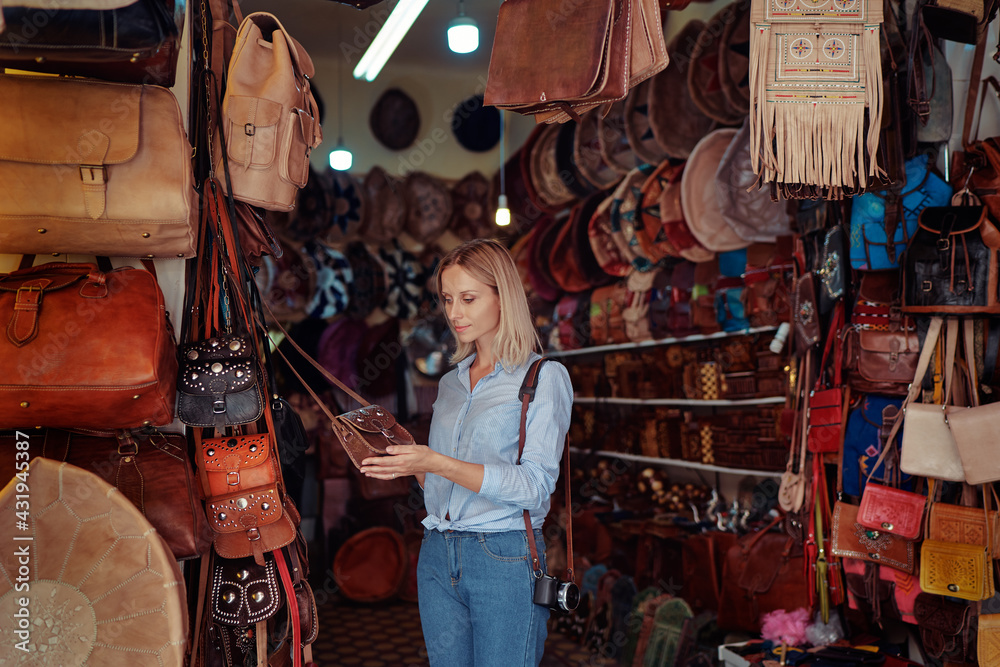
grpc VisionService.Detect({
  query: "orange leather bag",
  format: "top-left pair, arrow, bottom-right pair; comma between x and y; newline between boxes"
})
217,12 -> 322,211
0,74 -> 197,258
0,261 -> 178,430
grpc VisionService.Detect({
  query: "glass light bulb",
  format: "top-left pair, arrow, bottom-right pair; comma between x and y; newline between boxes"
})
447,17 -> 479,54
495,194 -> 511,226
329,147 -> 353,171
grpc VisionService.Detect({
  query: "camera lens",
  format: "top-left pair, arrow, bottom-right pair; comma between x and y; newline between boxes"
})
558,582 -> 580,611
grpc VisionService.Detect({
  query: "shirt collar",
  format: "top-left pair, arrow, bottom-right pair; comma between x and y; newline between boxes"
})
456,353 -> 506,389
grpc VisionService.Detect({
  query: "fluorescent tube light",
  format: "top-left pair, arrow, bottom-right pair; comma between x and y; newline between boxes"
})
353,0 -> 430,82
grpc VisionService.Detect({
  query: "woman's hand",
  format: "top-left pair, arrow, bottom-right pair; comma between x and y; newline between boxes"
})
360,444 -> 437,481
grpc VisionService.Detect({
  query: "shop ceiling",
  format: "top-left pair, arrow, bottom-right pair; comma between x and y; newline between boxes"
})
238,0 -> 498,75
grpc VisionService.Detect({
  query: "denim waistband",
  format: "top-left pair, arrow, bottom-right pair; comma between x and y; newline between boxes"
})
430,528 -> 543,538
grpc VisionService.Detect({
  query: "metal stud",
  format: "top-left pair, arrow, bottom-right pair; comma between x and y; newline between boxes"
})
187,350 -> 199,361
36,228 -> 46,234
228,439 -> 237,447
211,362 -> 223,373
130,53 -> 140,62
191,372 -> 199,380
261,503 -> 270,511
222,592 -> 236,604
19,402 -> 29,408
948,584 -> 959,592
252,591 -> 265,603
236,497 -> 249,509
235,370 -> 244,378
141,233 -> 151,238
206,448 -> 215,457
249,444 -> 258,453
132,395 -> 140,400
34,56 -> 45,63
217,512 -> 227,521
236,569 -> 250,581
229,340 -> 242,351
210,339 -> 220,347
881,522 -> 893,530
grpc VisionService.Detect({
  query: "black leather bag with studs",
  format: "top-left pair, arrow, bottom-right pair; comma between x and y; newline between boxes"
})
211,553 -> 284,626
177,335 -> 264,428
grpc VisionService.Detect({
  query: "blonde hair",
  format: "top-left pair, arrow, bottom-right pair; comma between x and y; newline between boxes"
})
436,238 -> 541,369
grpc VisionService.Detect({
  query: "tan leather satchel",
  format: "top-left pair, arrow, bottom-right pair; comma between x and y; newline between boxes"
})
218,12 -> 322,211
484,0 -> 633,120
0,74 -> 196,258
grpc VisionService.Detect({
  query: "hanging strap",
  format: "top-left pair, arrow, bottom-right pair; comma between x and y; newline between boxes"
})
517,358 -> 574,583
274,549 -> 302,667
815,304 -> 845,391
869,317 -> 947,479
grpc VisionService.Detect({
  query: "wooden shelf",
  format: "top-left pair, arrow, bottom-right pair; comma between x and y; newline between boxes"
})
569,448 -> 785,478
546,326 -> 780,359
572,396 -> 787,407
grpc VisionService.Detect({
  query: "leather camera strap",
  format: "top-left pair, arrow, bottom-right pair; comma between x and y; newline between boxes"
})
517,358 -> 574,583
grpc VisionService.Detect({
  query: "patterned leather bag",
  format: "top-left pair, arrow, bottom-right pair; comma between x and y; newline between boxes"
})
914,593 -> 978,662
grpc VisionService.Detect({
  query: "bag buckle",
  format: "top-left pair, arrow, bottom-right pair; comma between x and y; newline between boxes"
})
246,527 -> 261,541
79,164 -> 107,185
213,398 -> 227,414
921,280 -> 933,292
937,237 -> 951,251
244,123 -> 256,137
227,471 -> 240,486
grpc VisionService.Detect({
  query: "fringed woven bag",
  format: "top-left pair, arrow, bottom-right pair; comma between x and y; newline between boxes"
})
749,0 -> 884,200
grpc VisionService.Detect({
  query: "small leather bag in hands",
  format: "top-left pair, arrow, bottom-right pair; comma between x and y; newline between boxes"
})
218,12 -> 322,211
0,74 -> 197,258
264,313 -> 416,472
0,261 -> 178,430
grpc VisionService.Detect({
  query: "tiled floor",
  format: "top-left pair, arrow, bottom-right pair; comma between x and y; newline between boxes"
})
310,597 -> 616,667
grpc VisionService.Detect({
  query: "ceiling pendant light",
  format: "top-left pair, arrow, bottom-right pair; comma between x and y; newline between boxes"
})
447,0 -> 479,54
495,109 -> 510,227
330,24 -> 353,171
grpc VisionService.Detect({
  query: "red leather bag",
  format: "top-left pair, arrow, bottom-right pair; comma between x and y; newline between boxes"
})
858,483 -> 927,540
0,262 -> 177,430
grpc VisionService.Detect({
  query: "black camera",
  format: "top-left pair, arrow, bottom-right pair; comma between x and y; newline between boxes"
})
533,574 -> 580,612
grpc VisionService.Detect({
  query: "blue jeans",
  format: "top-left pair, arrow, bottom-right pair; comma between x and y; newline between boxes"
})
417,528 -> 550,666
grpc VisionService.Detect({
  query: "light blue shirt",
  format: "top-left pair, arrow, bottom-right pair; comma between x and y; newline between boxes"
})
422,352 -> 574,532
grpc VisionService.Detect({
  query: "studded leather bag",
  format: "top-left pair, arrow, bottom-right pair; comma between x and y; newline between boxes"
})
212,554 -> 284,626
177,335 -> 264,429
199,432 -> 280,497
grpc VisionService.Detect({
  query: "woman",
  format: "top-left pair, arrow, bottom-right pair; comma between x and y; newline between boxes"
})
360,238 -> 573,666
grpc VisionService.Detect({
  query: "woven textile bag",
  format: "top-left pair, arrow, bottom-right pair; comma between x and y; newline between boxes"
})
748,0 -> 884,198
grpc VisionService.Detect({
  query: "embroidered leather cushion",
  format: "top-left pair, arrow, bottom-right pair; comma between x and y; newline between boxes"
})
715,120 -> 792,243
574,111 -> 623,190
687,4 -> 748,126
404,171 -> 453,245
624,77 -> 669,166
302,240 -> 352,319
448,171 -> 494,242
0,458 -> 186,665
681,129 -> 749,253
